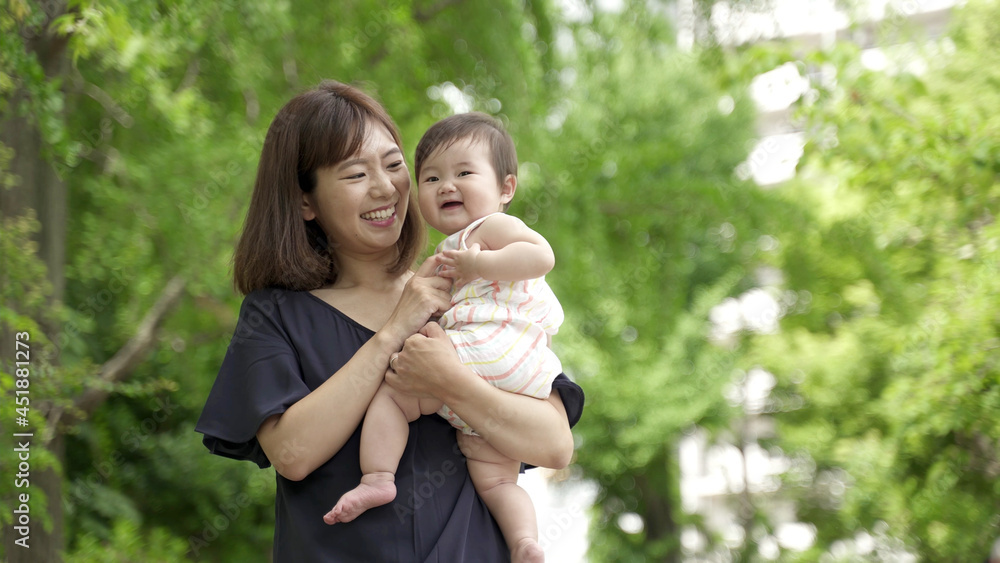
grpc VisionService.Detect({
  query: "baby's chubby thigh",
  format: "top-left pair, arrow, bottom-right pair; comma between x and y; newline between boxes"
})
417,396 -> 444,416
377,381 -> 442,420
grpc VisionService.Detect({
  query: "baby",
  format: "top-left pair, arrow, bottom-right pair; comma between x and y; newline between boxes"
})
327,112 -> 564,563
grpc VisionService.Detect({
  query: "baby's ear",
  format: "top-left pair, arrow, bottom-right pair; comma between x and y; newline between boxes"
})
500,174 -> 517,205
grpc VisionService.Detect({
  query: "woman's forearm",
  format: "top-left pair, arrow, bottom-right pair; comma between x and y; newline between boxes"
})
256,330 -> 400,481
441,369 -> 575,469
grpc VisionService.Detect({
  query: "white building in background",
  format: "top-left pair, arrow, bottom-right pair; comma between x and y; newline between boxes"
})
684,0 -> 958,560
726,0 -> 957,186
526,1 -> 960,561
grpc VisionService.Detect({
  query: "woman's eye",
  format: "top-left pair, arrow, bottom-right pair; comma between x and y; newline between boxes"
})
388,160 -> 404,170
345,173 -> 365,180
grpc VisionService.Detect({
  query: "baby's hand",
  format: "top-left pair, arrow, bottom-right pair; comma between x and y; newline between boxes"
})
438,244 -> 481,286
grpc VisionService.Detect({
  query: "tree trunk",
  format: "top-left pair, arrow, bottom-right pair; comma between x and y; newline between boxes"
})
636,453 -> 680,562
1,4 -> 70,561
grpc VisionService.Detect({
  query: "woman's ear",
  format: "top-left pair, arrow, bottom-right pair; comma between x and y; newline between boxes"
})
301,192 -> 317,222
500,174 -> 517,206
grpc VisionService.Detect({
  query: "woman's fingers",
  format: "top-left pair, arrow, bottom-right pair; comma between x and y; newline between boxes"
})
414,279 -> 453,316
425,273 -> 453,291
436,267 -> 457,280
415,254 -> 438,278
385,324 -> 464,400
381,255 -> 457,345
407,324 -> 461,368
383,277 -> 450,344
404,266 -> 452,309
419,320 -> 447,338
413,254 -> 442,278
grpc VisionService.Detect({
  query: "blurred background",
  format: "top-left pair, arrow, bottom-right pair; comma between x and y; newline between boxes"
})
1,0 -> 998,561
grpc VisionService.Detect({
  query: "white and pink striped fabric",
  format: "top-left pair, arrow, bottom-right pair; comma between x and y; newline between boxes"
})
435,213 -> 564,435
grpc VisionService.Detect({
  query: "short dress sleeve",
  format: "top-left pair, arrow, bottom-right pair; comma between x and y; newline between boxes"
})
552,373 -> 585,428
195,289 -> 308,469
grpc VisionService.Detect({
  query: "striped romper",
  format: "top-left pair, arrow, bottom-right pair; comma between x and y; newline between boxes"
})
436,213 -> 564,435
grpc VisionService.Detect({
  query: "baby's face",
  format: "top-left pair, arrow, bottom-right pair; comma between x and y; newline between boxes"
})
417,137 -> 511,236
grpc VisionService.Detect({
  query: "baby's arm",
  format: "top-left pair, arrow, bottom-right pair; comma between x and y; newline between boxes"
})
439,214 -> 554,284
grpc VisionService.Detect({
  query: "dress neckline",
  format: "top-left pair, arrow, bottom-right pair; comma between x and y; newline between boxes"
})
303,291 -> 377,335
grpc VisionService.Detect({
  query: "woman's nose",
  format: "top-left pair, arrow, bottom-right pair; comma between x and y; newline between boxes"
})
371,169 -> 395,197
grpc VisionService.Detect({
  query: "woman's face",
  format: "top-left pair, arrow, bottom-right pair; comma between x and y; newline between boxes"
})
302,125 -> 411,259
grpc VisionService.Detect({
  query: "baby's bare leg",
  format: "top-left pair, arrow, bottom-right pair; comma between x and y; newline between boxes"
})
463,433 -> 544,562
324,383 -> 441,524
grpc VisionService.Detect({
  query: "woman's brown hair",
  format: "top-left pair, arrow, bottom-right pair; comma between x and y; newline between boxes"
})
233,81 -> 425,295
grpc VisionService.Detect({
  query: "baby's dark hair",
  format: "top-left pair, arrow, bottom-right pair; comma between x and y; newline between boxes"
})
415,112 -> 517,211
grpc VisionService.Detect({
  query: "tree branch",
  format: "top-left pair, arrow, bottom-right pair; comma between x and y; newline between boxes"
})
69,68 -> 134,128
176,57 -> 201,94
47,276 -> 187,444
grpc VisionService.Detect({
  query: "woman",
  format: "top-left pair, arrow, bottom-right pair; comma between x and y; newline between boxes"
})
195,81 -> 584,562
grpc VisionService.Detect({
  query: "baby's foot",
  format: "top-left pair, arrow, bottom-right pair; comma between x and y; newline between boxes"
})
323,472 -> 396,525
511,537 -> 545,563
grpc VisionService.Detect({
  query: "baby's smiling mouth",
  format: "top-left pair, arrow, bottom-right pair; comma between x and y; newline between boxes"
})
441,201 -> 463,209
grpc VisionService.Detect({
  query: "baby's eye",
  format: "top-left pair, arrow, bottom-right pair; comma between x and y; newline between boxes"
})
458,171 -> 472,177
424,176 -> 439,182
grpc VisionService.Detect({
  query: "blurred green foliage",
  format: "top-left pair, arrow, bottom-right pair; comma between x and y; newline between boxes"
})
527,5 -> 803,559
1,0 -> 997,561
746,1 -> 1000,559
65,519 -> 188,563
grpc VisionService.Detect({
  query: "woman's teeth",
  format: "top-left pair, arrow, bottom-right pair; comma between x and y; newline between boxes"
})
361,208 -> 393,220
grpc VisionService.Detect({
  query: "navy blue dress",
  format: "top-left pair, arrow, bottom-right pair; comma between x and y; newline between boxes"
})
195,289 -> 585,563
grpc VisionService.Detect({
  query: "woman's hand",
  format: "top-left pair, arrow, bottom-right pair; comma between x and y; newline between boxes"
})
385,322 -> 464,399
381,256 -> 453,348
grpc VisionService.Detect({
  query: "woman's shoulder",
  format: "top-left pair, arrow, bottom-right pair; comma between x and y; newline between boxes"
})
248,287 -> 382,334
233,288 -> 340,332
242,286 -> 295,305
227,288 -> 373,352
235,287 -> 310,320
